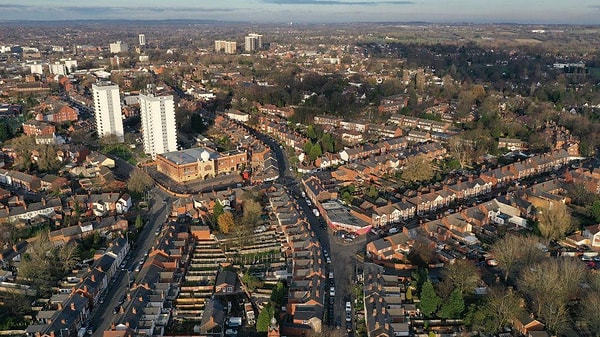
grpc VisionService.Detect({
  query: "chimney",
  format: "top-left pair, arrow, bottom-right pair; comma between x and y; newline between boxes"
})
127,293 -> 131,301
91,274 -> 95,282
70,302 -> 75,310
57,303 -> 63,310
23,202 -> 27,210
132,307 -> 137,315
61,319 -> 66,324
42,198 -> 47,206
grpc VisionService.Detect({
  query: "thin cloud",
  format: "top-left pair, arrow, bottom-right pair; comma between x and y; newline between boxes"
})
262,0 -> 414,5
0,4 -> 240,14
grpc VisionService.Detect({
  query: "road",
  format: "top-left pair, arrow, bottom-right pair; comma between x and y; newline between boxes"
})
256,126 -> 364,335
89,186 -> 172,337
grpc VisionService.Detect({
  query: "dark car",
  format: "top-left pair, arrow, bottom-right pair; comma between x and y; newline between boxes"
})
346,320 -> 352,332
335,317 -> 341,330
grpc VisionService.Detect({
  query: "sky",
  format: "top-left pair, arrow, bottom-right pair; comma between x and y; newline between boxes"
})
1,0 -> 599,24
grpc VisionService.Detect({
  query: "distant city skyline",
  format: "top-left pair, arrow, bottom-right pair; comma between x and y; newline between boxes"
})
0,1 -> 599,24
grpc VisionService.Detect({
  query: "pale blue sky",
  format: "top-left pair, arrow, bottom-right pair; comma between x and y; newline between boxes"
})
0,0 -> 599,24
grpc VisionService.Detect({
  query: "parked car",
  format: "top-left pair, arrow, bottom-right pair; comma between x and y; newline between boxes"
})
388,227 -> 399,234
330,286 -> 335,297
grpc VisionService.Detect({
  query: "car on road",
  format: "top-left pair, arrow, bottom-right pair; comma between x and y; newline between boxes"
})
326,256 -> 331,264
113,305 -> 121,314
388,227 -> 399,234
329,272 -> 334,279
335,317 -> 341,330
346,320 -> 352,332
305,199 -> 312,206
329,286 -> 335,297
345,301 -> 351,312
346,311 -> 352,322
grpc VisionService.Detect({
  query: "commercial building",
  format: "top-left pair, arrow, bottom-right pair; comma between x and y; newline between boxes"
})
92,82 -> 124,142
139,92 -> 177,158
214,40 -> 237,54
156,147 -> 247,183
244,33 -> 263,52
138,33 -> 146,46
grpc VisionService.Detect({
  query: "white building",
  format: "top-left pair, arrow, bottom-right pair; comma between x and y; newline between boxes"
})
49,62 -> 67,75
109,41 -> 128,54
138,34 -> 146,46
139,92 -> 177,158
93,82 -> 124,142
30,63 -> 43,75
63,59 -> 78,72
244,33 -> 263,52
215,40 -> 236,54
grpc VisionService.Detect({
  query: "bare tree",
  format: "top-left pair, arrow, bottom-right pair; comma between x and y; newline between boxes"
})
442,259 -> 481,295
537,203 -> 572,242
482,287 -> 524,333
127,169 -> 153,195
519,258 -> 586,334
491,235 -> 545,282
582,290 -> 600,337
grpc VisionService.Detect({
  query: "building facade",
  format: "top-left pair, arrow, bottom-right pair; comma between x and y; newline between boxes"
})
139,93 -> 177,158
244,33 -> 263,52
138,34 -> 146,46
109,41 -> 128,53
214,40 -> 236,54
156,147 -> 247,183
92,82 -> 124,142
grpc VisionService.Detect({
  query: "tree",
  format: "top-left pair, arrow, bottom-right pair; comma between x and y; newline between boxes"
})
537,203 -> 572,242
401,155 -> 434,182
519,258 -> 586,334
582,289 -> 600,336
590,199 -> 600,223
491,235 -> 545,282
8,135 -> 35,171
478,287 -> 524,334
448,136 -> 475,169
212,200 -> 224,224
441,259 -> 481,295
270,281 -> 285,306
321,133 -> 334,153
406,286 -> 413,301
127,169 -> 153,195
217,211 -> 235,234
409,237 -> 435,266
242,198 -> 262,227
135,214 -> 144,231
0,121 -> 12,142
420,279 -> 441,318
36,145 -> 60,172
256,303 -> 274,332
438,288 -> 465,319
308,143 -> 322,161
306,124 -> 317,140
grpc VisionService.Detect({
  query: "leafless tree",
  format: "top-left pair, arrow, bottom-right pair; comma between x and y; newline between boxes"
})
537,203 -> 572,242
491,235 -> 545,282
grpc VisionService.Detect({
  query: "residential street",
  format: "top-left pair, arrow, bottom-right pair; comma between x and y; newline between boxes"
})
89,186 -> 171,336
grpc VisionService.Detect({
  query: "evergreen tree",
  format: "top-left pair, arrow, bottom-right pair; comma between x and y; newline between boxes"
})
438,288 -> 465,319
420,279 -> 441,318
256,303 -> 274,332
